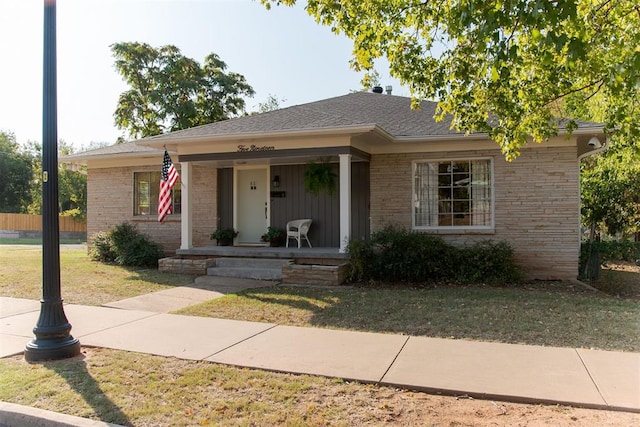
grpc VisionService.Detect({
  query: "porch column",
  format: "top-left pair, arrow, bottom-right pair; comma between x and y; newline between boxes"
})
180,161 -> 193,250
339,154 -> 352,253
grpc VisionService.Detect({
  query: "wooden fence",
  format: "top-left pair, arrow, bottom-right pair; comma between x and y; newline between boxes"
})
0,213 -> 86,233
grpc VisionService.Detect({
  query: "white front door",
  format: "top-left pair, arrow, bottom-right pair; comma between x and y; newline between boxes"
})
235,167 -> 269,245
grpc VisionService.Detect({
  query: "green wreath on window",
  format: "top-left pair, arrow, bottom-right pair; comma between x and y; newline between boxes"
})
304,160 -> 337,196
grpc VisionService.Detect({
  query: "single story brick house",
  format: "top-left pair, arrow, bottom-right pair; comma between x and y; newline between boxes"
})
64,91 -> 605,280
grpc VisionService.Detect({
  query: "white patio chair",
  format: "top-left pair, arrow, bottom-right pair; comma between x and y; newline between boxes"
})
286,219 -> 312,248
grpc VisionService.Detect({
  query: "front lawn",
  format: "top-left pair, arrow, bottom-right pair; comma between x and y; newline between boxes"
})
0,246 -> 195,305
1,245 -> 637,351
176,281 -> 639,352
1,246 -> 639,425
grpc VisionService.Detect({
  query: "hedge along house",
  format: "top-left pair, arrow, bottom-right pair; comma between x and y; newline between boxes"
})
64,91 -> 606,280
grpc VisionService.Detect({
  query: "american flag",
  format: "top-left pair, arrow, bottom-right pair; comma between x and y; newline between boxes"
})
158,150 -> 179,223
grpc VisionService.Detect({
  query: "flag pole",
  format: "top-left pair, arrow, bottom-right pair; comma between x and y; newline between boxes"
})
25,0 -> 80,362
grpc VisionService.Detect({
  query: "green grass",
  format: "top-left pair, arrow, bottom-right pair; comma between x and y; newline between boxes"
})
0,246 -> 195,305
0,237 -> 86,245
2,245 -> 638,352
592,262 -> 640,299
176,283 -> 640,352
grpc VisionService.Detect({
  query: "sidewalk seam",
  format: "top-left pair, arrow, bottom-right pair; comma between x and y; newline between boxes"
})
202,323 -> 279,360
74,309 -> 161,339
377,335 -> 410,383
575,348 -> 609,408
0,309 -> 40,320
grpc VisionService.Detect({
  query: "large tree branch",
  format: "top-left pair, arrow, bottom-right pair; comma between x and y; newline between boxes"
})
543,78 -> 605,108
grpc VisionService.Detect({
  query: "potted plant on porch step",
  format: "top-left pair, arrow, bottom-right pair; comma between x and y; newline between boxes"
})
261,227 -> 286,247
210,228 -> 238,246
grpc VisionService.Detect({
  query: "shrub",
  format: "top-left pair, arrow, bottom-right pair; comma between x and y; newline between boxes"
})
368,226 -> 456,283
579,239 -> 640,278
89,231 -> 116,263
455,240 -> 523,284
599,240 -> 640,262
347,225 -> 522,285
89,222 -> 163,267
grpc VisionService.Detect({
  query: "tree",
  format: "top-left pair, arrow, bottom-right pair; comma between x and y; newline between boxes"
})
0,131 -> 33,213
25,140 -> 87,220
560,90 -> 640,240
57,141 -> 87,220
112,42 -> 255,139
256,94 -> 286,113
262,0 -> 640,160
581,146 -> 640,239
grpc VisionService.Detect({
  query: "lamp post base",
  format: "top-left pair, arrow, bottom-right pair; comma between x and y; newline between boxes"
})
25,336 -> 81,362
24,299 -> 81,362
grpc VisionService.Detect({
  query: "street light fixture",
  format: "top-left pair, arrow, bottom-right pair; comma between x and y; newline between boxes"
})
24,0 -> 81,362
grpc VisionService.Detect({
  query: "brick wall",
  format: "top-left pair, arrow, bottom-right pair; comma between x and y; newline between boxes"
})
370,146 -> 580,280
87,165 -> 217,253
89,146 -> 580,279
191,165 -> 217,247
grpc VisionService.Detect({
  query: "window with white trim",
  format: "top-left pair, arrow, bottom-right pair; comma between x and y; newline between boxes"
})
134,172 -> 181,216
413,159 -> 492,228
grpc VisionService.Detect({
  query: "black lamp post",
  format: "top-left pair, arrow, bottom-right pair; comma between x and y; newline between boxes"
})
24,0 -> 81,362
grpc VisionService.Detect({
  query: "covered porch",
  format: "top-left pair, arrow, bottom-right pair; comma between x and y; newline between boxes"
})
175,145 -> 372,254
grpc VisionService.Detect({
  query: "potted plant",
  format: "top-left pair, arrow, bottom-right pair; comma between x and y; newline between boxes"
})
304,160 -> 337,195
210,228 -> 238,246
261,226 -> 286,247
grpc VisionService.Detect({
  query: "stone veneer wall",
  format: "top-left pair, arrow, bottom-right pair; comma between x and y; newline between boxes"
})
87,164 -> 217,253
282,263 -> 349,286
158,257 -> 216,275
369,146 -> 580,280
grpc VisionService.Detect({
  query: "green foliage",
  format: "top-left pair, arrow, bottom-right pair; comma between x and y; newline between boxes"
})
580,142 -> 640,238
563,88 -> 640,239
304,161 -> 337,195
255,94 -> 285,113
263,0 -> 640,160
111,42 -> 255,139
60,208 -> 86,221
347,226 -> 522,285
23,139 -> 87,219
456,241 -> 523,284
581,240 -> 640,265
90,222 -> 163,267
261,227 -> 286,246
210,228 -> 238,245
90,231 -> 117,263
0,130 -> 33,213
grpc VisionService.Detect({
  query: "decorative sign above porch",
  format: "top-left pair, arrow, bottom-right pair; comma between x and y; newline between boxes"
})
237,144 -> 275,152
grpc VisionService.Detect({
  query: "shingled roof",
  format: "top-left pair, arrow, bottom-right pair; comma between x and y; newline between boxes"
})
143,91 -> 459,143
63,91 -> 604,161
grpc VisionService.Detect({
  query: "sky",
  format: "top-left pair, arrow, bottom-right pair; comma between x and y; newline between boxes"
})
0,0 -> 405,150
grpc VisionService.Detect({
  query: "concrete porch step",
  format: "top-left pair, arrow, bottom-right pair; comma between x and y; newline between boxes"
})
206,257 -> 293,280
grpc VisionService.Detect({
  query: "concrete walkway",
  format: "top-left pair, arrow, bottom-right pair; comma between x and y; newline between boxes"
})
1,282 -> 639,417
